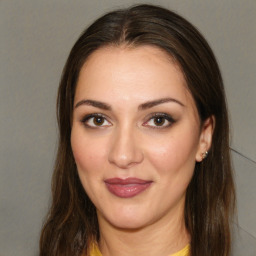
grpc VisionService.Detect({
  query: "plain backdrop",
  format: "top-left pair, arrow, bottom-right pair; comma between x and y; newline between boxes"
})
1,0 -> 256,255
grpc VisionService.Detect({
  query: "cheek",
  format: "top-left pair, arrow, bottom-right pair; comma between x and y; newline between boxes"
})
71,128 -> 107,177
71,128 -> 110,203
146,129 -> 199,177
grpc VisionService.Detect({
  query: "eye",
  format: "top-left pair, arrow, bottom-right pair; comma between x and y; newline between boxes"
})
143,113 -> 175,128
81,114 -> 112,128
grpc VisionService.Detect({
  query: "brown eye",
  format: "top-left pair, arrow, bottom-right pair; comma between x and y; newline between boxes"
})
143,113 -> 175,129
153,117 -> 165,126
81,114 -> 112,128
93,117 -> 104,126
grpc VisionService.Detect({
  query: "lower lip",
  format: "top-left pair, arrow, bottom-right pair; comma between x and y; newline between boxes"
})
105,182 -> 152,198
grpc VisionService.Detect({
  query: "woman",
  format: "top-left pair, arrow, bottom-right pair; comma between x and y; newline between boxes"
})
40,4 -> 235,256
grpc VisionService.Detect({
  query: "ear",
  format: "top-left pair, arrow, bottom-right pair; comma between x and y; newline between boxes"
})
195,115 -> 215,162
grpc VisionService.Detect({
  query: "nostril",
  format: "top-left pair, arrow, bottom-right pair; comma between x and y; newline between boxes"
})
108,138 -> 144,169
108,151 -> 143,169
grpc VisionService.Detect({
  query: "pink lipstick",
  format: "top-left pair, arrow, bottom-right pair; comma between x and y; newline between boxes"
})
104,178 -> 152,198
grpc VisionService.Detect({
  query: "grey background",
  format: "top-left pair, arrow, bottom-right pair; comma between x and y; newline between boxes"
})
0,0 -> 255,255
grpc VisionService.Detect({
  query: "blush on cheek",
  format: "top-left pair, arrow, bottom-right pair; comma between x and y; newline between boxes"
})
71,141 -> 84,166
147,137 -> 197,180
71,132 -> 95,166
73,149 -> 98,172
148,143 -> 178,166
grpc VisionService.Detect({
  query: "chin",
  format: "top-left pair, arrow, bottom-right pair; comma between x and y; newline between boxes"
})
102,207 -> 155,230
110,217 -> 149,230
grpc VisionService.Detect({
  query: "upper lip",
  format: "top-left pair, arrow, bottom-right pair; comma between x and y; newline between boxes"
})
104,177 -> 152,185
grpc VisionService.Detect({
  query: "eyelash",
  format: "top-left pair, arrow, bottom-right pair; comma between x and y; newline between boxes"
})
81,113 -> 111,128
80,113 -> 175,129
143,113 -> 175,129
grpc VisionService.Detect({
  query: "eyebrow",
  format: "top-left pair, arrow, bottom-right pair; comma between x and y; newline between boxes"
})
74,97 -> 185,110
74,99 -> 111,110
138,97 -> 185,110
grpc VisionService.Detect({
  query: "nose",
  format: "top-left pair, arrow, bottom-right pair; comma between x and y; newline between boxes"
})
108,127 -> 144,169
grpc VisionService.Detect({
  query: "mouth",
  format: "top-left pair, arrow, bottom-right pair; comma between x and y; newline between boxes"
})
104,177 -> 152,198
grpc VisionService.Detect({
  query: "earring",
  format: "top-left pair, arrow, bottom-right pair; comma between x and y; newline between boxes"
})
201,151 -> 208,160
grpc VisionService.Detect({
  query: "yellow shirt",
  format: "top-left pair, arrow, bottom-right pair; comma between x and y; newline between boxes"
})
89,243 -> 190,256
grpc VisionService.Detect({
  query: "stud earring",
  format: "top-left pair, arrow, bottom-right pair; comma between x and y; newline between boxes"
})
201,151 -> 208,160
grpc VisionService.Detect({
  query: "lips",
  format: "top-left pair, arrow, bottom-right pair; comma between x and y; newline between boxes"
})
104,178 -> 152,198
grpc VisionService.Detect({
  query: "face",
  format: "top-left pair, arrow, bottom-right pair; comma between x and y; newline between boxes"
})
71,45 -> 212,230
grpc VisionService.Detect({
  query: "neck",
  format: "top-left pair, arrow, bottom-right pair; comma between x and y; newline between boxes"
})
97,203 -> 190,256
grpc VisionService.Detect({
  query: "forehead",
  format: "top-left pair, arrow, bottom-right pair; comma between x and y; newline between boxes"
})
81,45 -> 181,80
75,45 -> 194,110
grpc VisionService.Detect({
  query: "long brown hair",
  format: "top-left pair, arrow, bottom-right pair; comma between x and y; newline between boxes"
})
40,4 -> 235,256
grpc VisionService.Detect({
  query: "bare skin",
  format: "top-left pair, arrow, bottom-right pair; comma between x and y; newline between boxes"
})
71,45 -> 214,256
